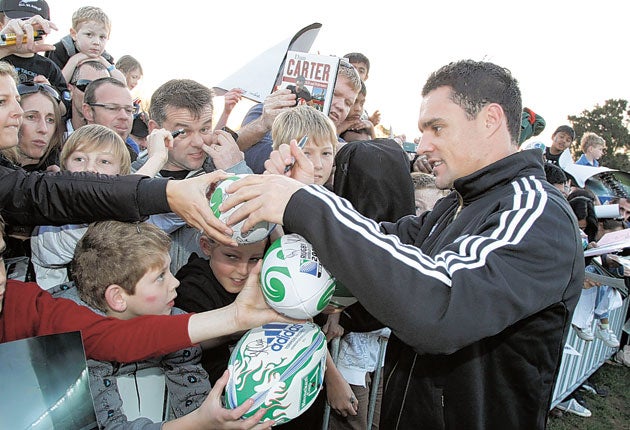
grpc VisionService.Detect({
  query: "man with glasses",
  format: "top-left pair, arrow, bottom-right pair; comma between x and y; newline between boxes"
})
82,76 -> 139,160
65,60 -> 109,139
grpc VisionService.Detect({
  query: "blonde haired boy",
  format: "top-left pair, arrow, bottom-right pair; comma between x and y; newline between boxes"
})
46,6 -> 126,84
576,131 -> 607,167
270,104 -> 338,186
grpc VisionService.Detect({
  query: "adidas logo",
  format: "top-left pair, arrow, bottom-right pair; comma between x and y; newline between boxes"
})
263,323 -> 303,351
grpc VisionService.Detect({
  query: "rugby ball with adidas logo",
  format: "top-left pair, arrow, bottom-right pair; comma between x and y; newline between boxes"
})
224,322 -> 327,424
209,174 -> 275,244
261,234 -> 336,319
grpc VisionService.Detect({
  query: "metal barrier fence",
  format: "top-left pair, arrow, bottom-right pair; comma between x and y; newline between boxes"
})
550,297 -> 628,408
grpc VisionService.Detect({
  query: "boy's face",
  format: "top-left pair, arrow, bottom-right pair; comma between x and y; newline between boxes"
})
550,131 -> 573,153
415,188 -> 447,215
151,106 -> 214,172
120,254 -> 179,318
350,61 -> 369,81
71,21 -> 109,58
65,143 -> 122,175
329,76 -> 358,129
302,139 -> 335,185
588,144 -> 606,160
347,92 -> 366,122
201,238 -> 266,294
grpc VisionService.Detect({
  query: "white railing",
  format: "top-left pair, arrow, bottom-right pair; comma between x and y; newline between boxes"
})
550,297 -> 628,408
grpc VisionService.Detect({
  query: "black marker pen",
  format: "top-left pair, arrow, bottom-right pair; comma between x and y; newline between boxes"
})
171,129 -> 184,138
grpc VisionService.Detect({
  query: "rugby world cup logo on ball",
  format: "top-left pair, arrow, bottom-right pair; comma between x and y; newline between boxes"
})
225,322 -> 327,424
261,234 -> 336,319
209,174 -> 275,244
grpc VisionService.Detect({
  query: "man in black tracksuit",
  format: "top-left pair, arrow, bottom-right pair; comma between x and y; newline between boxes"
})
223,60 -> 584,429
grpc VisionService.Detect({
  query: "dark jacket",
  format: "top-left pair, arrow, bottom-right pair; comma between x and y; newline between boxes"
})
333,139 -> 416,332
283,149 -> 584,429
0,156 -> 170,226
45,35 -> 115,70
174,254 -> 239,384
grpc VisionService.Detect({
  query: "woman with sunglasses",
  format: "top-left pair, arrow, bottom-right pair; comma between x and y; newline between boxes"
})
12,81 -> 62,172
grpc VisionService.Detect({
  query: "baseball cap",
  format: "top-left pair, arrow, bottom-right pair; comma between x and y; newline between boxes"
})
0,0 -> 50,20
553,125 -> 575,140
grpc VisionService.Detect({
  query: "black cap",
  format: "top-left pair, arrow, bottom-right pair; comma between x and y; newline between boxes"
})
0,0 -> 50,20
553,125 -> 575,140
131,116 -> 148,138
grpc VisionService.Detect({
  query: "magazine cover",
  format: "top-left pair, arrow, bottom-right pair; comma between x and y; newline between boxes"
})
275,50 -> 340,115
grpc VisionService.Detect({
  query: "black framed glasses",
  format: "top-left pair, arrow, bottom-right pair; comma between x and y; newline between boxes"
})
70,79 -> 92,93
17,82 -> 61,102
87,103 -> 139,116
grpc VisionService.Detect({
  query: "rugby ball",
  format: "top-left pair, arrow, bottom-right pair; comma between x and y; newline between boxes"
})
261,234 -> 336,319
225,322 -> 327,424
209,174 -> 275,244
327,281 -> 358,311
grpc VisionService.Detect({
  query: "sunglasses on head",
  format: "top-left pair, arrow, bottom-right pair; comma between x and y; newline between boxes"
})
71,79 -> 92,93
17,82 -> 61,102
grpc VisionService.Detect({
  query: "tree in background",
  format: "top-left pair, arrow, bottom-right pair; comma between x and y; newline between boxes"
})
568,99 -> 630,172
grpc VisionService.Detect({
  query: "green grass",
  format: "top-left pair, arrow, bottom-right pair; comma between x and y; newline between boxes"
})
547,362 -> 630,430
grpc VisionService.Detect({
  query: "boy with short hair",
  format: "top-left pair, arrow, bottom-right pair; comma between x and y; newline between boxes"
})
270,104 -> 338,187
411,171 -> 449,215
545,124 -> 575,166
576,131 -> 607,167
46,6 -> 125,84
54,220 -> 212,428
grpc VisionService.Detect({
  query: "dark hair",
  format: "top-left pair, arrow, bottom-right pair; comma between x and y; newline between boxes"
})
343,52 -> 370,72
568,189 -> 598,242
359,80 -> 367,97
422,60 -> 522,144
149,79 -> 213,125
83,77 -> 127,105
544,163 -> 567,185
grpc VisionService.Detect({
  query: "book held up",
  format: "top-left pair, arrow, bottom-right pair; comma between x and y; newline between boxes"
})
275,50 -> 340,116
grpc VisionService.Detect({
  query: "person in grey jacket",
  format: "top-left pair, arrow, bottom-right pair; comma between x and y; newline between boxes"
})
220,59 -> 584,429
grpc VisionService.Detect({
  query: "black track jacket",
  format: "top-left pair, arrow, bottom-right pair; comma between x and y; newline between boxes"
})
284,149 -> 584,429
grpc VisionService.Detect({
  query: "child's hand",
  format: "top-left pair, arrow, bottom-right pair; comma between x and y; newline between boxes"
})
323,313 -> 344,341
165,369 -> 274,429
232,260 -> 303,330
264,140 -> 314,184
325,367 -> 358,418
223,88 -> 244,115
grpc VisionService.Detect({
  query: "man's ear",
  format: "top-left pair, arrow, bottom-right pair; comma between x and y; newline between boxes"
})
483,103 -> 505,135
148,119 -> 160,133
104,284 -> 128,313
82,103 -> 94,122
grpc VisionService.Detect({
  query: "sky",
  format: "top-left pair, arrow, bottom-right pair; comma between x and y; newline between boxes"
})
48,0 -> 630,144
